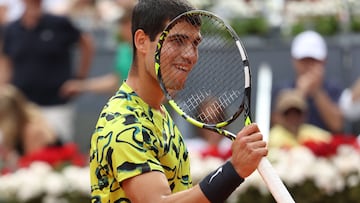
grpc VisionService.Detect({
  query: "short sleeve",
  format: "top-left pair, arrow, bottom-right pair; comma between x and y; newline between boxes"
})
109,120 -> 165,184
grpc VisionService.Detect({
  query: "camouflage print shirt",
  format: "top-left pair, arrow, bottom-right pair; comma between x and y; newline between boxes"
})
90,82 -> 192,203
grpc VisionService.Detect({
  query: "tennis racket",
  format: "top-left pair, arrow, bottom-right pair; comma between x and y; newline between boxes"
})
154,10 -> 294,203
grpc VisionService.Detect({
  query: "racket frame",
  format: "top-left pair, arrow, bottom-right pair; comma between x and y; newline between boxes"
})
154,10 -> 251,140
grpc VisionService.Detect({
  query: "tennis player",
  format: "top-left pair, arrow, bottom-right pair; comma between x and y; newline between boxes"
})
89,0 -> 268,202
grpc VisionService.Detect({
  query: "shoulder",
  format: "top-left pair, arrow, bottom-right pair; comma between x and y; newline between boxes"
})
298,124 -> 331,143
3,19 -> 20,33
323,79 -> 344,99
269,125 -> 292,139
41,13 -> 79,30
94,92 -> 158,140
269,125 -> 298,148
42,13 -> 69,22
324,78 -> 342,90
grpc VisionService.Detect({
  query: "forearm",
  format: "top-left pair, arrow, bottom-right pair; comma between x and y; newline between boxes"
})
313,90 -> 343,132
160,185 -> 210,203
124,161 -> 244,203
83,74 -> 119,94
76,34 -> 94,79
131,185 -> 210,203
123,171 -> 210,203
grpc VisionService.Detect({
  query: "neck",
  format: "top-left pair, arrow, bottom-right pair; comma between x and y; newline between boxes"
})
22,4 -> 42,28
126,67 -> 164,110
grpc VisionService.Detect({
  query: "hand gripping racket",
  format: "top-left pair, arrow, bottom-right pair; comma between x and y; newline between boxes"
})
154,10 -> 295,203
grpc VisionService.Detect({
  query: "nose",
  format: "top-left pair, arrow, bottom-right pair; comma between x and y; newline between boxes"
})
182,43 -> 198,66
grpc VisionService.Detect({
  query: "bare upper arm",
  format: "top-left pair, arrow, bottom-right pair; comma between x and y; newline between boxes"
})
0,55 -> 12,84
122,171 -> 209,203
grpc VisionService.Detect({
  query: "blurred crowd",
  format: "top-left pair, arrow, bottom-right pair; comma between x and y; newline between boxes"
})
0,0 -> 135,173
0,0 -> 359,174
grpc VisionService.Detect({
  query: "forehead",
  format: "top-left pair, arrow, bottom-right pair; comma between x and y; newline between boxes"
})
167,20 -> 201,38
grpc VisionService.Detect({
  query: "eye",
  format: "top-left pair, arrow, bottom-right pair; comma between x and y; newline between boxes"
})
192,37 -> 202,47
174,37 -> 186,46
168,35 -> 187,47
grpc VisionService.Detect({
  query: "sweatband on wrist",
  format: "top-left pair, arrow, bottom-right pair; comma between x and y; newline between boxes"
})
199,161 -> 244,203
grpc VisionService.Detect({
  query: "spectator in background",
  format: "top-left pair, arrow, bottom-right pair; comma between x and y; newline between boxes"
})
61,5 -> 133,95
0,84 -> 86,174
186,98 -> 232,160
0,85 -> 59,173
67,0 -> 100,32
272,30 -> 344,133
0,0 -> 94,142
339,77 -> 360,122
269,89 -> 331,149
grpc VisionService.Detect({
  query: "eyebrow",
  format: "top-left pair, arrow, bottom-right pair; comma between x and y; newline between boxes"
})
168,33 -> 202,44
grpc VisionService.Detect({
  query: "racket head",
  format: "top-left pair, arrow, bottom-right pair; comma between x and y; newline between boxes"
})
154,10 -> 251,131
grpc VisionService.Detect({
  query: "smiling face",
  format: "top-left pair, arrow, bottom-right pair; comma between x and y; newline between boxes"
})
159,21 -> 202,91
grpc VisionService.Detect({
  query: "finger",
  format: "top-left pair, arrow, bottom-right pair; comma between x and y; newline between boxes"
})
236,123 -> 260,138
254,147 -> 268,157
240,133 -> 264,144
248,140 -> 267,149
233,133 -> 265,152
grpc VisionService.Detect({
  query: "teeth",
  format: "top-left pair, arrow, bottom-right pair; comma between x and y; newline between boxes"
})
177,66 -> 187,71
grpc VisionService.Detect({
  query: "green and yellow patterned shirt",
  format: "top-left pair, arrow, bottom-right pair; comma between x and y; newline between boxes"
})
90,82 -> 192,203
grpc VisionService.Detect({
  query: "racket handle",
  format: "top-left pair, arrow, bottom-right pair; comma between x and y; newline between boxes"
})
257,158 -> 295,203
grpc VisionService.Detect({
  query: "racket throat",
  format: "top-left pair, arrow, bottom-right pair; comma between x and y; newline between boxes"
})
204,126 -> 236,141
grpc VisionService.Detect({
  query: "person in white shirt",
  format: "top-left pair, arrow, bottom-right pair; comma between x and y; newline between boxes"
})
339,78 -> 360,121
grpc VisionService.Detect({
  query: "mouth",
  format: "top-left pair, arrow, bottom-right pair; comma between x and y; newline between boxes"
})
175,65 -> 190,72
164,64 -> 189,90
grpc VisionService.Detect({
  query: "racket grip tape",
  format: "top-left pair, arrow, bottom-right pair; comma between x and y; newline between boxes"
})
199,161 -> 244,203
257,158 -> 295,203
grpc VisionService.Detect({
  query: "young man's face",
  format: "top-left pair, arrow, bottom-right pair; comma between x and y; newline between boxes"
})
293,57 -> 324,76
159,21 -> 202,91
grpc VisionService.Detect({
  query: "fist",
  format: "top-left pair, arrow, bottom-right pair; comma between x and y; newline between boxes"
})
230,123 -> 268,178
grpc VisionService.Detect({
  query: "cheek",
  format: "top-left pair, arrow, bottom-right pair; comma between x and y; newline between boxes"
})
294,64 -> 306,74
167,51 -> 180,61
145,53 -> 157,77
160,48 -> 180,67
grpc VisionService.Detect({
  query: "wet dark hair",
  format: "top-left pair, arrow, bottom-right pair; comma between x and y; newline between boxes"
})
132,0 -> 195,42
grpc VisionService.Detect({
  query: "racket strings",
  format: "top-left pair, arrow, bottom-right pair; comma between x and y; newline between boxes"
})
159,13 -> 247,125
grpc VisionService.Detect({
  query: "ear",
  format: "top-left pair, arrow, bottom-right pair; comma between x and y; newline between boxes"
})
133,29 -> 149,54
